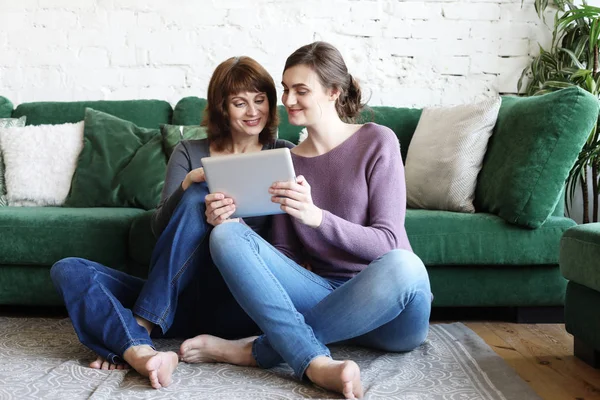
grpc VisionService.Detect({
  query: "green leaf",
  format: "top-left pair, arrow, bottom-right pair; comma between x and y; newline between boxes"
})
559,47 -> 586,68
571,68 -> 593,78
586,73 -> 597,92
542,80 -> 575,88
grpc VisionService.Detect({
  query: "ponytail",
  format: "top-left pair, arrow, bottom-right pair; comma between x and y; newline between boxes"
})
335,74 -> 363,122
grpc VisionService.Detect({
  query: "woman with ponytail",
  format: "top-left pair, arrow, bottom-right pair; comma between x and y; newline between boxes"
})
179,42 -> 432,399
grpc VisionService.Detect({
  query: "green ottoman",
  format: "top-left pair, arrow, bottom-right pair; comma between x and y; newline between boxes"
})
560,223 -> 600,368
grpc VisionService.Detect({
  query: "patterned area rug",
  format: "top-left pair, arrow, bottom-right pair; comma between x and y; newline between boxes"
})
0,318 -> 540,399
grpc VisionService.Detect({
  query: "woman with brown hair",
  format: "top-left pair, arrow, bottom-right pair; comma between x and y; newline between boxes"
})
50,56 -> 294,389
179,42 -> 432,399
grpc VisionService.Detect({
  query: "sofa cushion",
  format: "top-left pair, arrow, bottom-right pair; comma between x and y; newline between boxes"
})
172,96 -> 207,126
0,265 -> 64,305
277,106 -> 304,144
66,109 -> 166,210
170,97 -> 423,161
565,282 -> 600,350
560,223 -> 600,293
429,264 -> 566,307
128,210 -> 156,268
160,124 -> 207,158
475,86 -> 599,228
0,97 -> 13,118
12,99 -> 172,129
406,209 -> 576,265
0,207 -> 145,268
172,96 -> 306,144
278,105 -> 422,160
363,106 -> 422,162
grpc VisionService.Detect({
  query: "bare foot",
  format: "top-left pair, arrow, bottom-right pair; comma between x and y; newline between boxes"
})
305,356 -> 363,399
179,335 -> 258,366
89,356 -> 130,370
122,345 -> 178,389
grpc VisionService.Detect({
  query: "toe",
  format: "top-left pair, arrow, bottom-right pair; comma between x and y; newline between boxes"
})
149,371 -> 161,389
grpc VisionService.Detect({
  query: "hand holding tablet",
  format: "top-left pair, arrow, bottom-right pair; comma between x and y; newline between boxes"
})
201,148 -> 296,218
268,174 -> 323,228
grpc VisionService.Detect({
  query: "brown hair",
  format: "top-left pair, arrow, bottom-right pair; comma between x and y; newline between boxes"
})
202,56 -> 279,151
284,41 -> 363,122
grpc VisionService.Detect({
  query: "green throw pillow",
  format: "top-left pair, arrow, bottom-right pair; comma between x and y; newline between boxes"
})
160,124 -> 207,159
0,116 -> 26,207
66,109 -> 166,210
475,86 -> 599,228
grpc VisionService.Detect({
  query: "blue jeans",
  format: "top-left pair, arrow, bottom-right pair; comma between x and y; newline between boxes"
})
50,183 -> 258,364
209,223 -> 432,379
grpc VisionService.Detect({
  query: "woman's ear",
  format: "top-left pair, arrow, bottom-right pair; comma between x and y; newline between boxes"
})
328,87 -> 341,102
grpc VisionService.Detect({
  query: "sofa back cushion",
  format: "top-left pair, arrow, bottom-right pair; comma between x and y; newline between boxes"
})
475,86 -> 599,228
172,97 -> 207,126
170,92 -> 593,229
277,106 -> 422,161
172,96 -> 307,144
12,99 -> 172,129
0,97 -> 13,118
172,96 -> 421,161
160,124 -> 207,158
361,106 -> 422,162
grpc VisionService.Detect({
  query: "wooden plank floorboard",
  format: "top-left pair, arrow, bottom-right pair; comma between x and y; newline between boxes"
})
465,322 -> 600,400
466,322 -> 576,400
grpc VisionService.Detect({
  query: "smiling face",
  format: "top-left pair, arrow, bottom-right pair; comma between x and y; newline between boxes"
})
282,64 -> 337,127
227,91 -> 270,138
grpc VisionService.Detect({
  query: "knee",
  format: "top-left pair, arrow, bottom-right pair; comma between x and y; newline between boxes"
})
178,182 -> 209,211
375,250 -> 429,288
50,257 -> 93,286
209,222 -> 249,261
384,326 -> 429,353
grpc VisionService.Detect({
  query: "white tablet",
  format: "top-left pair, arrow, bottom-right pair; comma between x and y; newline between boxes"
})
201,148 -> 296,218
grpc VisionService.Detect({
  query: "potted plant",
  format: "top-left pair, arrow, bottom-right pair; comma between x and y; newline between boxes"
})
519,0 -> 600,223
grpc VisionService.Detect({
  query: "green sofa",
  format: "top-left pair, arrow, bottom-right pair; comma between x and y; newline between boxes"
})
0,87 -> 597,321
560,223 -> 600,367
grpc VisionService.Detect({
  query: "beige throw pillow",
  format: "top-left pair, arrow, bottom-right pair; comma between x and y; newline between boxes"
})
405,96 -> 501,213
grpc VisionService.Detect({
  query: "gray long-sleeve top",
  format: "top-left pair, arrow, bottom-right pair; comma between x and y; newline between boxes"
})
151,138 -> 295,238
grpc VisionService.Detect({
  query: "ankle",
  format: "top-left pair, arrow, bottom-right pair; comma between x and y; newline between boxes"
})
134,315 -> 154,335
305,356 -> 332,380
123,344 -> 156,365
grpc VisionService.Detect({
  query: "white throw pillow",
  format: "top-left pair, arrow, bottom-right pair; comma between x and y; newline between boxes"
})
0,122 -> 84,206
0,116 -> 27,207
405,96 -> 501,213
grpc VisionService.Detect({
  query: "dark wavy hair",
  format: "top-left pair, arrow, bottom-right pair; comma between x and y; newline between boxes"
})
202,56 -> 279,151
284,41 -> 363,122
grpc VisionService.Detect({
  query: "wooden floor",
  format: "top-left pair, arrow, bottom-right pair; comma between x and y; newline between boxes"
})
465,322 -> 600,400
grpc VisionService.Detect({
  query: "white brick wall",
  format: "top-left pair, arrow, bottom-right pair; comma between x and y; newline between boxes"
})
0,0 -> 555,107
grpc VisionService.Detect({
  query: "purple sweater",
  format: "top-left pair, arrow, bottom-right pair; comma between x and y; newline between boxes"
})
271,122 -> 412,278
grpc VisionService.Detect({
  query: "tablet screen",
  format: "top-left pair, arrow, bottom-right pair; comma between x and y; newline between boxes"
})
201,148 -> 296,218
